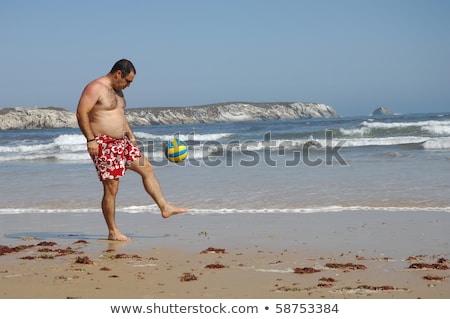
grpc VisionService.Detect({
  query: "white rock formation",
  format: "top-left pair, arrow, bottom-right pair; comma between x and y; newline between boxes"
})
0,102 -> 339,130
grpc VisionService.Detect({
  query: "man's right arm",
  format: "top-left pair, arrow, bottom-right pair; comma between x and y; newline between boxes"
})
76,83 -> 100,155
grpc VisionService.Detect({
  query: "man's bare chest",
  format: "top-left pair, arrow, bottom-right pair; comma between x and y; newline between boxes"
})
101,88 -> 125,109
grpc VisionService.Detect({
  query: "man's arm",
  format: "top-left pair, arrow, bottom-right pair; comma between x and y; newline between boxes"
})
124,116 -> 137,145
76,83 -> 100,155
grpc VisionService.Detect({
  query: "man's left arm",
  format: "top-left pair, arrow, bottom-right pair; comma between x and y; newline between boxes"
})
124,117 -> 137,145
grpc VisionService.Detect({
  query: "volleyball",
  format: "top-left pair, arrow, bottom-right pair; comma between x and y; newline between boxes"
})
165,139 -> 188,162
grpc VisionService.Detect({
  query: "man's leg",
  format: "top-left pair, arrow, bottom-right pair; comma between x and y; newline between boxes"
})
127,156 -> 188,218
102,179 -> 129,241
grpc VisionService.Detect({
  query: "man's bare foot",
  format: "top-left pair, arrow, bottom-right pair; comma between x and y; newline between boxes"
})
162,204 -> 188,219
108,230 -> 131,241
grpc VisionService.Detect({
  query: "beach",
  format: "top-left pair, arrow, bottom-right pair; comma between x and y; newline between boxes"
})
1,211 -> 449,299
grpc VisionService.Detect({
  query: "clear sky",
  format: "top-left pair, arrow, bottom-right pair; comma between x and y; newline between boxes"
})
1,0 -> 449,116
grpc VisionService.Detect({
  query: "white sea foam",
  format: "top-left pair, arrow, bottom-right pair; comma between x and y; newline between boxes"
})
339,127 -> 371,136
423,124 -> 450,135
1,205 -> 449,216
54,134 -> 85,145
362,119 -> 450,130
340,119 -> 450,137
329,136 -> 428,148
0,133 -> 90,161
0,143 -> 56,153
135,131 -> 234,141
421,138 -> 450,150
0,208 -> 101,215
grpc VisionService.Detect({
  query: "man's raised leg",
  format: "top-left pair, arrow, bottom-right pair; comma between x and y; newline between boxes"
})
128,157 -> 188,218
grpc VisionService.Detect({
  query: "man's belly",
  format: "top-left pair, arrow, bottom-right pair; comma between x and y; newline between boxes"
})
90,119 -> 126,139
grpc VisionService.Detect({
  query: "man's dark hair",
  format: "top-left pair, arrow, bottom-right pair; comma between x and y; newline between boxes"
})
110,59 -> 136,77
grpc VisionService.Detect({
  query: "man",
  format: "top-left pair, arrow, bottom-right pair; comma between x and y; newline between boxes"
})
76,59 -> 188,241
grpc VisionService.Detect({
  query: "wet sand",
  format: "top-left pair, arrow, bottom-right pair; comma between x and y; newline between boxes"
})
0,211 -> 449,298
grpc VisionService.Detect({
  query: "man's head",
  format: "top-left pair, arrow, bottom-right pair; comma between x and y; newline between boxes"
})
109,59 -> 136,90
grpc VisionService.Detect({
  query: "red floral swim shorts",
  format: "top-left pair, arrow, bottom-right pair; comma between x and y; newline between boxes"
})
91,135 -> 142,181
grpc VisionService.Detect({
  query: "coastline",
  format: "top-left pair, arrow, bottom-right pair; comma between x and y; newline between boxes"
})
1,211 -> 449,298
0,102 -> 338,130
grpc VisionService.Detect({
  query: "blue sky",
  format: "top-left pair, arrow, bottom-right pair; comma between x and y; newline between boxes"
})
1,0 -> 449,116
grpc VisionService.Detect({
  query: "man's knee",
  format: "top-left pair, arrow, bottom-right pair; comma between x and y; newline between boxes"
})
102,179 -> 119,195
129,158 -> 154,175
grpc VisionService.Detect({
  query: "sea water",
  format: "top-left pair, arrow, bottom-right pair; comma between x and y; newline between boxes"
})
0,112 -> 449,215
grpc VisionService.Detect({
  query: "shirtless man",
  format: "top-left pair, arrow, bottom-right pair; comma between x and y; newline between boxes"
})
76,59 -> 188,241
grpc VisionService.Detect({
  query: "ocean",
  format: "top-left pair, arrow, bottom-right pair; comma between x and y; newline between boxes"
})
1,112 -> 450,216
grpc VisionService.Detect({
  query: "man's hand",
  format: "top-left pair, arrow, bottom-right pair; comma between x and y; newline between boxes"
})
87,140 -> 99,157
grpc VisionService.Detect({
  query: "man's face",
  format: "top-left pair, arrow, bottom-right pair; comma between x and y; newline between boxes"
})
113,70 -> 135,90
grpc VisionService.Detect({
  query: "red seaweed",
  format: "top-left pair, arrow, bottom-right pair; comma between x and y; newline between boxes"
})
325,263 -> 367,270
0,244 -> 35,256
318,283 -> 334,288
73,240 -> 88,244
37,241 -> 57,247
319,277 -> 337,282
422,275 -> 446,281
205,263 -> 227,269
409,263 -> 449,270
75,256 -> 93,264
180,272 -> 197,282
294,267 -> 321,274
357,285 -> 395,291
114,253 -> 141,259
201,247 -> 226,254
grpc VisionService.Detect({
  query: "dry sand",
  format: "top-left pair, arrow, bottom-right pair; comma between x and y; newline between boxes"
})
0,211 -> 449,299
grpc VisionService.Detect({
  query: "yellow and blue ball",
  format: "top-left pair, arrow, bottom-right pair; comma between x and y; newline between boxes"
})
165,139 -> 188,162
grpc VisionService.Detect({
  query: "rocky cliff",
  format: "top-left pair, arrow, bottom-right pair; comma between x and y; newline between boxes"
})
125,102 -> 339,125
372,106 -> 395,116
0,107 -> 78,130
0,102 -> 339,130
